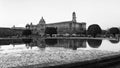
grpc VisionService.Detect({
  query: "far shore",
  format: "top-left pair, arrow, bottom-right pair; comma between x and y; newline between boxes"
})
45,37 -> 119,40
0,36 -> 119,41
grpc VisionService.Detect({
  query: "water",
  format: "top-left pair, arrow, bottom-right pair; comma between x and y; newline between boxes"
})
0,38 -> 120,52
0,38 -> 120,67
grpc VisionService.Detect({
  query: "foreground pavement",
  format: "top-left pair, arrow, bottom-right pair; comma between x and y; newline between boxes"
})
0,47 -> 120,68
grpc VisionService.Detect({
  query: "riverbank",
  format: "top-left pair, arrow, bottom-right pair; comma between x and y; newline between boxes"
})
0,37 -> 30,40
0,36 -> 118,41
45,37 -> 118,41
15,53 -> 120,68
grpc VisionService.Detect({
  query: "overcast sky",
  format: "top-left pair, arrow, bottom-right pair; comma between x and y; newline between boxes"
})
0,0 -> 120,29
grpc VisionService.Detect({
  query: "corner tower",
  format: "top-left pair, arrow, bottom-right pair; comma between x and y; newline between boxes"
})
72,12 -> 76,22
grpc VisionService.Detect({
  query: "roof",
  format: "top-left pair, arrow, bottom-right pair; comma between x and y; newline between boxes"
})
46,21 -> 86,25
47,21 -> 72,25
11,27 -> 26,30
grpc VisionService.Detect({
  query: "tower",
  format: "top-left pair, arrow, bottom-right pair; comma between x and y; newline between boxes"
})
72,12 -> 76,22
37,17 -> 46,36
39,17 -> 45,24
71,12 -> 77,34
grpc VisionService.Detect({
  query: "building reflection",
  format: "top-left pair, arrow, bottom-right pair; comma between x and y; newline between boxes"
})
87,39 -> 102,48
45,39 -> 86,50
56,39 -> 86,50
25,38 -> 46,49
0,38 -> 104,49
24,38 -> 87,50
45,39 -> 57,46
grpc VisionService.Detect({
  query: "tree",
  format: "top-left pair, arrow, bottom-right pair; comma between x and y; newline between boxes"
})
45,27 -> 57,37
0,28 -> 17,37
22,29 -> 32,36
109,27 -> 119,37
87,24 -> 102,37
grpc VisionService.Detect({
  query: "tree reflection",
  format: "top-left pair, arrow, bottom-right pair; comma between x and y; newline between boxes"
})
22,39 -> 32,44
87,39 -> 102,48
0,39 -> 10,45
109,40 -> 119,44
0,39 -> 24,46
45,39 -> 57,46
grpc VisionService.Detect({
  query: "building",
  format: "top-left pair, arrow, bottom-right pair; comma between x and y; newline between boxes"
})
26,12 -> 86,36
26,17 -> 46,36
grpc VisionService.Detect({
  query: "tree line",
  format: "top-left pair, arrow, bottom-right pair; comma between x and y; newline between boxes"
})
0,28 -> 31,37
87,24 -> 120,38
44,24 -> 120,38
0,24 -> 120,38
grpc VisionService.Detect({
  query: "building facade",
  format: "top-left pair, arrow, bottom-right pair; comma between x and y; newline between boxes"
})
26,17 -> 46,36
26,12 -> 86,36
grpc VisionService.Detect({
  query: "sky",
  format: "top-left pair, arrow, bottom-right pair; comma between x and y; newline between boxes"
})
0,0 -> 120,29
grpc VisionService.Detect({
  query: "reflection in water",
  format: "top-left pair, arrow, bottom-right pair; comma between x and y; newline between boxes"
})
25,38 -> 46,49
0,39 -> 10,45
0,38 -> 120,53
57,39 -> 86,50
45,39 -> 57,46
45,39 -> 86,50
25,38 -> 87,50
0,39 -> 24,45
109,40 -> 119,44
22,39 -> 32,44
87,39 -> 102,48
0,39 -> 27,48
0,38 -> 109,50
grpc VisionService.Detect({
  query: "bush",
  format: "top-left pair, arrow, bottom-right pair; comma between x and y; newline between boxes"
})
87,39 -> 102,48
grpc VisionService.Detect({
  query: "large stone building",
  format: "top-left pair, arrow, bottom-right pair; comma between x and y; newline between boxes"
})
26,12 -> 86,36
26,17 -> 46,36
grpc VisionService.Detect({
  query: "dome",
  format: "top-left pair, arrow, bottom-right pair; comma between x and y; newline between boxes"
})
39,17 -> 45,24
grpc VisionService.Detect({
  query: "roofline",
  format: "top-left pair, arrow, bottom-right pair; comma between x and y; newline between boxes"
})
46,21 -> 86,25
46,21 -> 72,25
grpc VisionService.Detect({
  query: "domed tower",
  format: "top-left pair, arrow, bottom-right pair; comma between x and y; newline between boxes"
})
37,17 -> 46,36
39,17 -> 46,24
71,12 -> 77,34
